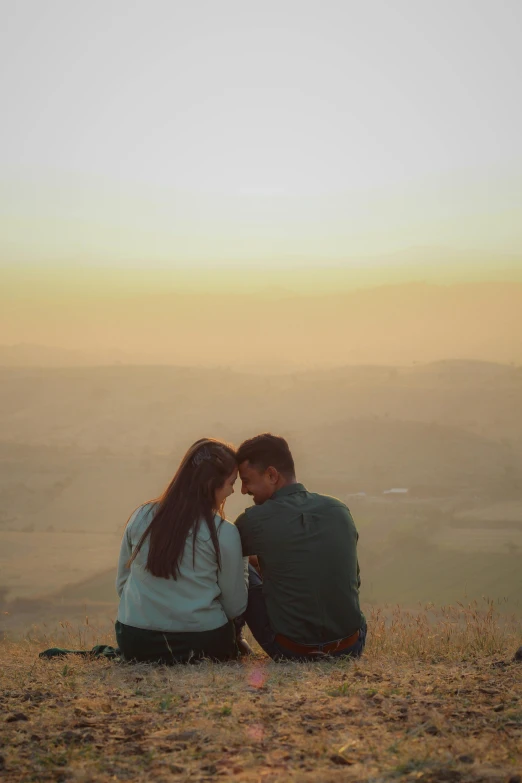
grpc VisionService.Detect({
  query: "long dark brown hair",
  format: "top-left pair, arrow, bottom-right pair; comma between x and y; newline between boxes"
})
127,438 -> 237,579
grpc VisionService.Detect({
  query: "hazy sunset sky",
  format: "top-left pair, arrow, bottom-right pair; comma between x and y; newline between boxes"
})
1,0 -> 521,282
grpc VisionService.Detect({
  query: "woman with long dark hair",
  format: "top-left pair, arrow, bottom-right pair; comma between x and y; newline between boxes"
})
116,438 -> 247,663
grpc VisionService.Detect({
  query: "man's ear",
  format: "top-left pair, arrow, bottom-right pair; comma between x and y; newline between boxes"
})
266,466 -> 279,484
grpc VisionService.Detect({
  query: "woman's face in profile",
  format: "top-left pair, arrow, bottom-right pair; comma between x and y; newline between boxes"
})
214,468 -> 238,510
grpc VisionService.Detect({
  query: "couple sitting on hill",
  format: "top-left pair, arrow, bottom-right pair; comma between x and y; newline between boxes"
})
115,434 -> 366,663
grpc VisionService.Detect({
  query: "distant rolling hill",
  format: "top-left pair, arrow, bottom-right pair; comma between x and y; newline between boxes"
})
0,415 -> 517,534
0,343 -> 131,367
51,543 -> 522,614
0,360 -> 521,453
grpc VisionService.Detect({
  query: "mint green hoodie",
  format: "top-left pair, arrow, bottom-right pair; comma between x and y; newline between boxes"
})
117,503 -> 248,633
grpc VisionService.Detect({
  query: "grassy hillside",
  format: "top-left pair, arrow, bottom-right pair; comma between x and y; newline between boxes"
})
1,605 -> 520,782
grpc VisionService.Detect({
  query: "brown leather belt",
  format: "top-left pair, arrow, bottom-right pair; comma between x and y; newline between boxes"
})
275,628 -> 360,656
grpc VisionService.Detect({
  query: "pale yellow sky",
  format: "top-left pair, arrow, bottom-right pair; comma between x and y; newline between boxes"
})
2,1 -> 522,367
1,0 -> 522,273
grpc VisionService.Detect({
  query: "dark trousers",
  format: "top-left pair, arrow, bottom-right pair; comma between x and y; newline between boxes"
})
242,564 -> 366,661
40,621 -> 238,664
115,619 -> 238,664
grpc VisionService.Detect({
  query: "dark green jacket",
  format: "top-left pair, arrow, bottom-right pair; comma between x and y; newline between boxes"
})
235,483 -> 364,644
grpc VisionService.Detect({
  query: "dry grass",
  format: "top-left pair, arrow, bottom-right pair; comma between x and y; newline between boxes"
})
1,604 -> 521,783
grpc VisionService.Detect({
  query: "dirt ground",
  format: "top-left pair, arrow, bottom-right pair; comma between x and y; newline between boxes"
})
1,608 -> 520,783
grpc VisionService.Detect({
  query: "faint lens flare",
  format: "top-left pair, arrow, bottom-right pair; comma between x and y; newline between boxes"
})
247,664 -> 268,689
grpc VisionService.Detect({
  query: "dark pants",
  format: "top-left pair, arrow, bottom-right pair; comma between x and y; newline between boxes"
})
40,621 -> 239,664
115,619 -> 238,664
243,564 -> 366,661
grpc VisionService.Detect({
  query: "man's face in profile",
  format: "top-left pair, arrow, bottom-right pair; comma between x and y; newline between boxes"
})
239,461 -> 276,506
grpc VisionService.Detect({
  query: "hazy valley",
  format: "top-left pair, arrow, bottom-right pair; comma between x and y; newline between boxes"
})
1,359 -> 521,637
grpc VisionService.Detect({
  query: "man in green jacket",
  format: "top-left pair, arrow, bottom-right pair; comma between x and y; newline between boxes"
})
235,433 -> 366,660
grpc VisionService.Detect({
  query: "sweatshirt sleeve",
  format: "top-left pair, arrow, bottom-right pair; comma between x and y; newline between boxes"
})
216,521 -> 248,619
116,507 -> 141,598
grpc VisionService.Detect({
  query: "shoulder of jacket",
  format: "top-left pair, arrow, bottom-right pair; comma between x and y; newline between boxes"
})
236,503 -> 270,525
128,501 -> 156,528
311,492 -> 351,511
216,516 -> 239,536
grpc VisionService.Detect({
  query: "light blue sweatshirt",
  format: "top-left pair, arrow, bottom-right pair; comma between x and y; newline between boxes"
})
116,503 -> 248,633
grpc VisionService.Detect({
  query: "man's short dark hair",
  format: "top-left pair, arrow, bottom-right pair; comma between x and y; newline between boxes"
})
236,433 -> 295,478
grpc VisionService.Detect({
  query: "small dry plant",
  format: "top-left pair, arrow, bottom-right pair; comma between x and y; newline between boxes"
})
366,599 -> 520,662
